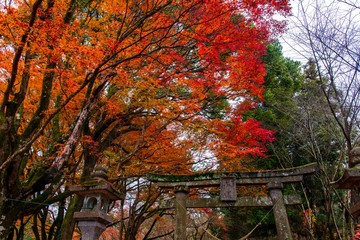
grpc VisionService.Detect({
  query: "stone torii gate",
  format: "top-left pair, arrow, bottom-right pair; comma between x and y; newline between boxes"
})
148,163 -> 317,240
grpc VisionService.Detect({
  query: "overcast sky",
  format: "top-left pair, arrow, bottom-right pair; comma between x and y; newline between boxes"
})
279,0 -> 360,65
279,0 -> 309,64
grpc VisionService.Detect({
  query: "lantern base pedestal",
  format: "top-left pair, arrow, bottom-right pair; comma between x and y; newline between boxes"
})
74,211 -> 113,240
78,221 -> 107,240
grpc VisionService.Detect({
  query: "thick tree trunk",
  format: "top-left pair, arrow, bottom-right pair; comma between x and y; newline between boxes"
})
0,146 -> 23,238
0,199 -> 25,239
59,152 -> 98,239
59,195 -> 84,240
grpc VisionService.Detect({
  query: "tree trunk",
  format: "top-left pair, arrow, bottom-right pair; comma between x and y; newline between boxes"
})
59,152 -> 98,239
0,199 -> 25,239
59,195 -> 84,240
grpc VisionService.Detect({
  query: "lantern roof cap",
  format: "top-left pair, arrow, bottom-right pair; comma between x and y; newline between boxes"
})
69,182 -> 122,200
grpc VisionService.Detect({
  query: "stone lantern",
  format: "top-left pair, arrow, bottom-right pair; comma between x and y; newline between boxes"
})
69,166 -> 122,240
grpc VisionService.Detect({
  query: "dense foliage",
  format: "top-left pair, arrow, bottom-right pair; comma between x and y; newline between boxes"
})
0,0 -> 289,238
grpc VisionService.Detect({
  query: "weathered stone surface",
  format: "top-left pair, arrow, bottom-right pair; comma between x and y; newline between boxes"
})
332,164 -> 360,218
160,195 -> 302,209
148,163 -> 317,240
70,166 -> 121,240
174,188 -> 188,240
73,211 -> 113,225
174,185 -> 189,193
220,176 -> 237,201
148,163 -> 317,183
350,201 -> 360,218
154,175 -> 304,188
69,183 -> 121,200
332,168 -> 360,189
77,221 -> 107,240
149,163 -> 316,188
350,147 -> 360,168
267,182 -> 292,240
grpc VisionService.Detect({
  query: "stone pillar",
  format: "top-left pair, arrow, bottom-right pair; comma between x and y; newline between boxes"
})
78,221 -> 106,240
174,185 -> 189,240
267,181 -> 292,240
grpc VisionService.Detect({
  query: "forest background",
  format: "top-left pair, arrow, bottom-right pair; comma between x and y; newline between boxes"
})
0,0 -> 359,239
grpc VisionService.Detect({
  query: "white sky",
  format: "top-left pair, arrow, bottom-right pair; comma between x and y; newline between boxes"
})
279,0 -> 309,64
279,0 -> 360,64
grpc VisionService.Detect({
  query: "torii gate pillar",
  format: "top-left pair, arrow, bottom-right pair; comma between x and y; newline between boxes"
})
267,182 -> 292,240
174,186 -> 189,240
149,163 -> 317,239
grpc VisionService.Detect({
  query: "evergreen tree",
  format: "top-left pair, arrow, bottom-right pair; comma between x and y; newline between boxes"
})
220,43 -> 346,239
217,40 -> 304,239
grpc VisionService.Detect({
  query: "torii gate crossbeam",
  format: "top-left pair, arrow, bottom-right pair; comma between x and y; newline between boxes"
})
148,163 -> 317,240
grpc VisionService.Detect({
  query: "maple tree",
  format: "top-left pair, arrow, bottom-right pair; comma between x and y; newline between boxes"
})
0,0 -> 289,238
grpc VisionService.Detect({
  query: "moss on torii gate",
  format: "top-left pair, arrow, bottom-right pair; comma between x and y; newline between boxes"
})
148,163 -> 317,240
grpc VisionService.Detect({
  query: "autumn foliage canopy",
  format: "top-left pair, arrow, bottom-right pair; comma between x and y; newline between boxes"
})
0,0 -> 289,238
